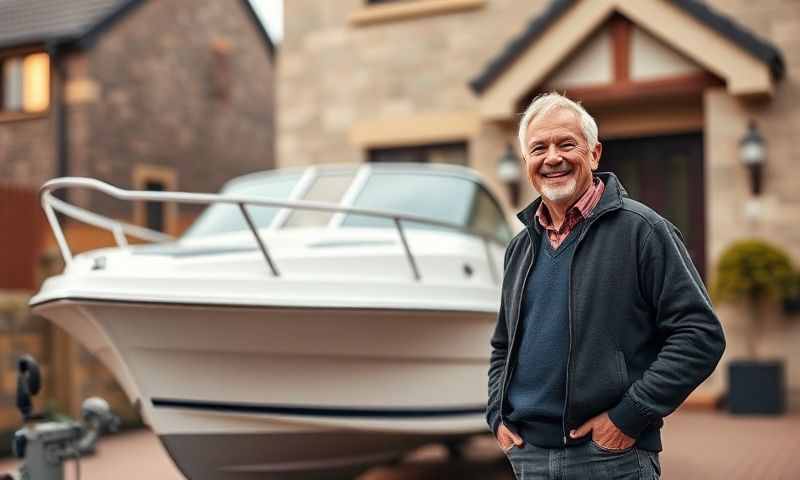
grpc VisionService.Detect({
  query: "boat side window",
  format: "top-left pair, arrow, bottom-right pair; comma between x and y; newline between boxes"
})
182,174 -> 301,238
467,187 -> 513,244
283,173 -> 356,228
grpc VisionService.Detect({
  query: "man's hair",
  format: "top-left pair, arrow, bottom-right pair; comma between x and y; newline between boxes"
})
517,92 -> 599,157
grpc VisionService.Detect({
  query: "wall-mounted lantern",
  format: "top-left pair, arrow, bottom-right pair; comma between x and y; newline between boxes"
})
739,120 -> 766,196
497,143 -> 521,206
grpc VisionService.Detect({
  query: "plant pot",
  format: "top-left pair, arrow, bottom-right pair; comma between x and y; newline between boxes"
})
784,296 -> 800,315
727,359 -> 786,415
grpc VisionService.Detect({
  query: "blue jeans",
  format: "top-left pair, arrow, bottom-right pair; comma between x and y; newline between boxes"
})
505,440 -> 661,479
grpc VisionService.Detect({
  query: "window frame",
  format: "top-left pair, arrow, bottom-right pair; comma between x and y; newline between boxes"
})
339,167 -> 512,245
367,141 -> 468,165
349,0 -> 485,27
0,46 -> 51,122
132,165 -> 178,235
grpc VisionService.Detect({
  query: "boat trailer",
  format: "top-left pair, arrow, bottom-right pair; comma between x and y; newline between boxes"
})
3,355 -> 119,480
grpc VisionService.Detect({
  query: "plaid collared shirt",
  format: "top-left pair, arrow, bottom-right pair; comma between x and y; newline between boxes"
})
535,177 -> 605,249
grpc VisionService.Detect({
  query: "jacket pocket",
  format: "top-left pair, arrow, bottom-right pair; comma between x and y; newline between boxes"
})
615,350 -> 629,392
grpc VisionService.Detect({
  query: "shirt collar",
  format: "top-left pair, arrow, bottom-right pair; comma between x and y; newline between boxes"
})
535,176 -> 603,231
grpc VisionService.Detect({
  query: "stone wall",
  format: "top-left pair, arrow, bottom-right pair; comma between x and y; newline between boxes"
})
279,0 -> 800,402
72,0 -> 275,216
702,0 -> 800,399
278,0 -> 540,170
0,111 -> 56,189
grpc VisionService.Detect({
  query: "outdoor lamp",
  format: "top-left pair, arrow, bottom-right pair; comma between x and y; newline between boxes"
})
497,143 -> 522,206
739,120 -> 766,196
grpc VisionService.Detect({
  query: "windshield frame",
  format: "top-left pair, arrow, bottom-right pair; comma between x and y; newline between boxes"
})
182,164 -> 513,245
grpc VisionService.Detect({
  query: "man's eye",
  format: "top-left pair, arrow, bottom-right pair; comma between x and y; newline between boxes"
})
531,146 -> 545,154
561,143 -> 575,149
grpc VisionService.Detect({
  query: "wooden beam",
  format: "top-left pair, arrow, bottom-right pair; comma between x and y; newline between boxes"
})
563,72 -> 722,106
611,14 -> 631,83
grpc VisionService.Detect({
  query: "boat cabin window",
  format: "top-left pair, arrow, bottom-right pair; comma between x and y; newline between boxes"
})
341,172 -> 512,244
468,187 -> 513,243
182,174 -> 301,238
283,172 -> 356,227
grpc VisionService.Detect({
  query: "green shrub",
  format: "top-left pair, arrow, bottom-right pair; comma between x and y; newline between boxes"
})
712,240 -> 793,304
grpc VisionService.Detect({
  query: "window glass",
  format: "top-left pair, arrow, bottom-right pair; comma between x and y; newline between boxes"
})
183,174 -> 300,238
1,53 -> 49,113
283,173 -> 356,228
341,172 -> 510,243
145,181 -> 165,232
468,187 -> 513,243
22,53 -> 49,112
368,142 -> 467,165
2,58 -> 22,111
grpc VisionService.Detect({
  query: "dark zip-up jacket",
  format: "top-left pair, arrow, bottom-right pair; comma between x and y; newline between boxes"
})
487,172 -> 726,452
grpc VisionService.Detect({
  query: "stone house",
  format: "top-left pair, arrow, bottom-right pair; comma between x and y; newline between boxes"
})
0,0 -> 276,440
278,0 -> 800,406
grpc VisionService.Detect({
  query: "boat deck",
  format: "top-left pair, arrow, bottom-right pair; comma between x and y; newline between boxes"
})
1,408 -> 798,479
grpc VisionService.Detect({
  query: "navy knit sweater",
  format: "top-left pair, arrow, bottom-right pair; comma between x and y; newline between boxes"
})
506,223 -> 584,447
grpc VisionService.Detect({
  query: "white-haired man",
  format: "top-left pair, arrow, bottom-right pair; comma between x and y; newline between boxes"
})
487,92 -> 725,479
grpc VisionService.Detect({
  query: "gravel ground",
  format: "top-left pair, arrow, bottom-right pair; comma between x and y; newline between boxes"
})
1,408 -> 798,479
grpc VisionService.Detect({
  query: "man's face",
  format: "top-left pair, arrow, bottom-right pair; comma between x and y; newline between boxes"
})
523,108 -> 601,207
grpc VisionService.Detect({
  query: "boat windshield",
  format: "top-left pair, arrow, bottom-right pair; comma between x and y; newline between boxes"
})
182,173 -> 301,238
340,172 -> 512,244
182,168 -> 512,244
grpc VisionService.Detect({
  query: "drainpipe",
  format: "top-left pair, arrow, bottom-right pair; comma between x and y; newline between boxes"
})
47,42 -> 69,202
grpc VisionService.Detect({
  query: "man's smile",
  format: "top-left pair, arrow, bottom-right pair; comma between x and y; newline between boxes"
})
542,170 -> 573,179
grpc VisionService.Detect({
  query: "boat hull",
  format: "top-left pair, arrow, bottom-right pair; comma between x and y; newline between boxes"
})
32,298 -> 494,478
159,429 -> 471,480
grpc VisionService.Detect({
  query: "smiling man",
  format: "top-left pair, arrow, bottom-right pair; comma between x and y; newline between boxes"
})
487,92 -> 725,479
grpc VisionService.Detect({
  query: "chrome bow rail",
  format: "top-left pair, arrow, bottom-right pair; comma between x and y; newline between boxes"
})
40,177 -> 501,283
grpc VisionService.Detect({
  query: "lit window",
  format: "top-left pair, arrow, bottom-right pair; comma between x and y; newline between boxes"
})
1,52 -> 50,114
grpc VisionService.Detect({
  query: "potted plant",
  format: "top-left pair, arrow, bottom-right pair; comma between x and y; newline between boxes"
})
712,239 -> 794,415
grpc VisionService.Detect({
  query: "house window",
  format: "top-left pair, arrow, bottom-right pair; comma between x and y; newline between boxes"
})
133,165 -> 177,235
368,142 -> 468,165
1,52 -> 49,114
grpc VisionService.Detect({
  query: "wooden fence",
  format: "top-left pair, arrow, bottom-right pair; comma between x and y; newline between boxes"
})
0,184 -> 46,290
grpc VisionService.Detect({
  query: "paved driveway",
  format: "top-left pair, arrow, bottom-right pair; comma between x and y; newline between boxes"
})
1,409 -> 798,479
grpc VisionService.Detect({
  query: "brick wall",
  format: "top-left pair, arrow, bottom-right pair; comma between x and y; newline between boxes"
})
0,114 -> 56,189
73,0 -> 276,218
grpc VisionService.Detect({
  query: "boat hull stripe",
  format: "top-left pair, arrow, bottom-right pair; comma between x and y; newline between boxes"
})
151,398 -> 486,418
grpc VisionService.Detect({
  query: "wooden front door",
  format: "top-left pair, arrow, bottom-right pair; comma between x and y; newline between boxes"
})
600,132 -> 706,279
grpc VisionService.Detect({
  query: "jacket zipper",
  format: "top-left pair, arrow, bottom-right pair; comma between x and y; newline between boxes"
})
562,213 -> 605,445
499,226 -> 536,430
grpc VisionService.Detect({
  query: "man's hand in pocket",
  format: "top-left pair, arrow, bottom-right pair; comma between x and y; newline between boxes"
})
496,424 -> 524,452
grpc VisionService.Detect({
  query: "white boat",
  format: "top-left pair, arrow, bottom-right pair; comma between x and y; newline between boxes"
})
29,163 -> 514,479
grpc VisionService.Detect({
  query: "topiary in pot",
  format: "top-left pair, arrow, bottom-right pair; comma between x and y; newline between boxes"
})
713,240 -> 795,414
712,239 -> 793,359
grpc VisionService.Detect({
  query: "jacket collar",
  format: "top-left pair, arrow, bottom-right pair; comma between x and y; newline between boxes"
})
516,172 -> 628,232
